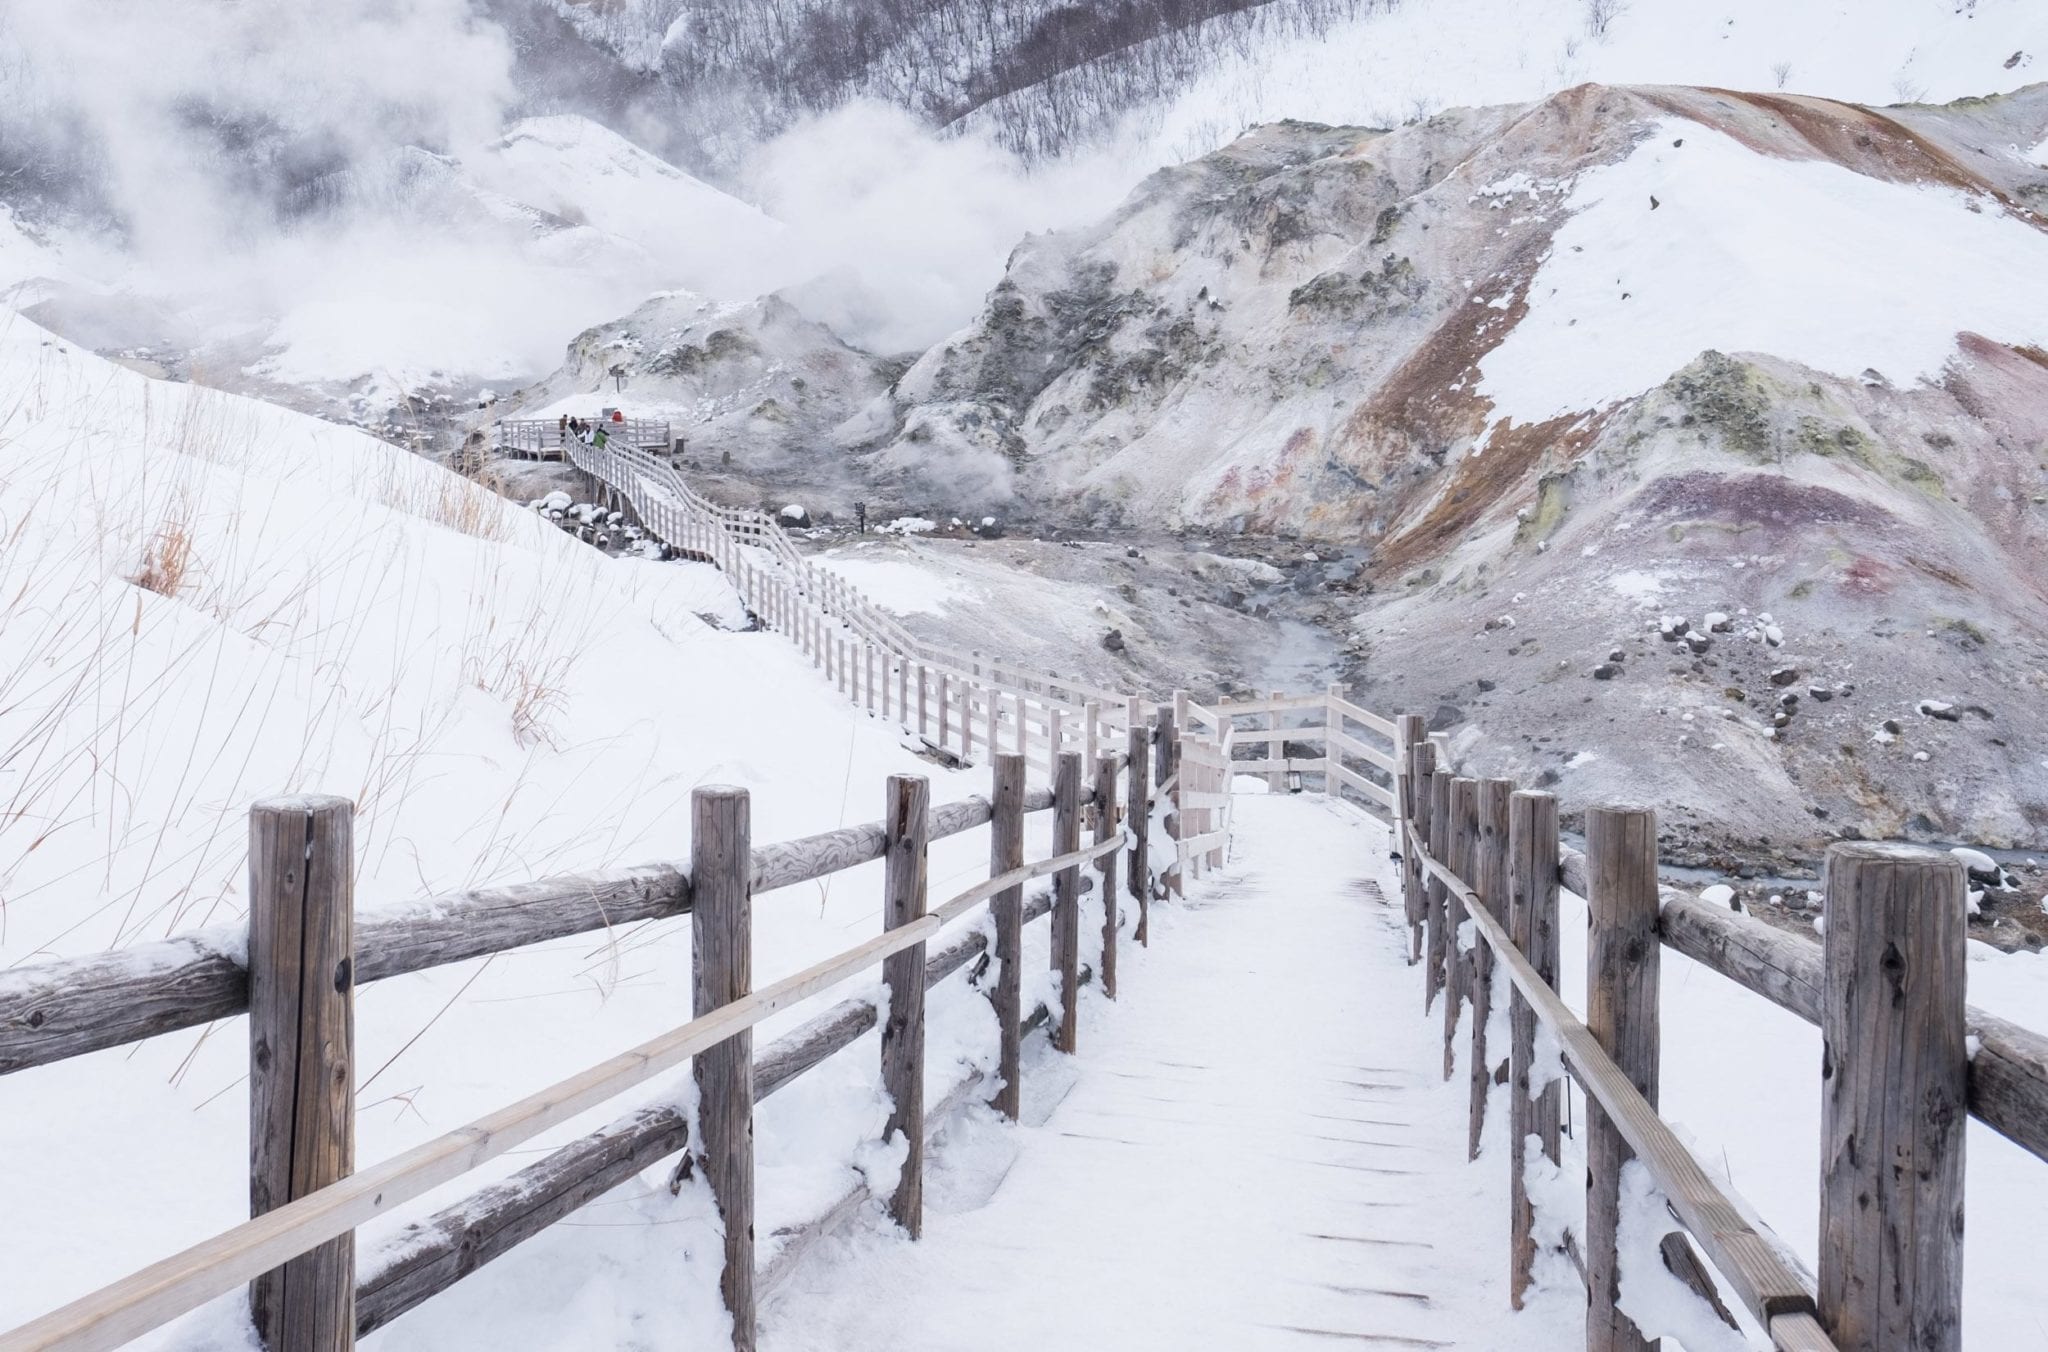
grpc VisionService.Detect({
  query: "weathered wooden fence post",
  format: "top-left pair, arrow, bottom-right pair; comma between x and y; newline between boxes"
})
1818,842 -> 1967,1352
1085,700 -> 1102,773
249,795 -> 356,1352
1585,804 -> 1659,1352
1094,753 -> 1121,1000
1404,734 -> 1435,966
1507,789 -> 1561,1310
881,774 -> 929,1238
1127,711 -> 1152,947
989,754 -> 1026,1119
1469,777 -> 1513,1159
1425,764 -> 1452,1010
1051,751 -> 1083,1053
1441,777 -> 1478,1080
1155,706 -> 1180,899
693,785 -> 755,1351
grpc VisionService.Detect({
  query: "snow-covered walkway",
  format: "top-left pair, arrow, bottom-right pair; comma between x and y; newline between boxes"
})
761,793 -> 1554,1350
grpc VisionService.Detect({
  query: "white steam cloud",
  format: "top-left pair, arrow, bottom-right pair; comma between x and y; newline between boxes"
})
0,2 -> 1147,398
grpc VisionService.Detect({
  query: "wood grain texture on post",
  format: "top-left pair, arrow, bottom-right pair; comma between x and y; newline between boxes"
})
1443,776 -> 1478,1083
1507,789 -> 1561,1310
249,795 -> 356,1352
880,775 -> 929,1238
988,755 -> 1026,1120
1425,765 -> 1452,1013
1469,777 -> 1512,1161
1051,752 -> 1083,1053
1819,842 -> 1967,1352
1155,708 -> 1180,897
1585,804 -> 1659,1352
1094,754 -> 1121,1001
692,785 -> 756,1351
1407,737 -> 1437,967
1127,715 -> 1151,947
1396,715 -> 1427,951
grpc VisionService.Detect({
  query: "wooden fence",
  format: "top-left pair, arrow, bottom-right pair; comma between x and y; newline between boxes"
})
0,445 -> 1250,1352
1378,715 -> 2048,1352
0,746 -> 1169,1351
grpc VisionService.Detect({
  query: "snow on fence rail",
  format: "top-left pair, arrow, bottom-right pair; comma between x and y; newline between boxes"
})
0,748 -> 1160,1352
1372,713 -> 2048,1352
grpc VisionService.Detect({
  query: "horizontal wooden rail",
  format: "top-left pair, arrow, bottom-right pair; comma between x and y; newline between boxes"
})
1557,847 -> 2048,1167
1328,728 -> 1397,774
0,789 -> 1062,1077
1214,693 -> 1331,717
1225,727 -> 1328,747
1330,763 -> 1395,808
1231,756 -> 1328,775
1328,695 -> 1397,740
1415,848 -> 1834,1349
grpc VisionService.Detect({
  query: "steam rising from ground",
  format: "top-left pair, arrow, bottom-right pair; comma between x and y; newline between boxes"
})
0,3 -> 1141,396
745,102 -> 1136,355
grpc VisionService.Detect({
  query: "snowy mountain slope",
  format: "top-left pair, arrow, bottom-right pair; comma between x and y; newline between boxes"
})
837,82 -> 2048,854
0,311 -> 1021,1344
1069,0 -> 2048,165
465,115 -> 788,297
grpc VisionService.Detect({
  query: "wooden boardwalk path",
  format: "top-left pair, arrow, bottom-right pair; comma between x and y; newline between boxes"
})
759,794 -> 1532,1351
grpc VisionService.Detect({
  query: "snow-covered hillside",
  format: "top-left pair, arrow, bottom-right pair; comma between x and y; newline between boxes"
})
1087,0 -> 2048,164
0,310 -> 1024,1345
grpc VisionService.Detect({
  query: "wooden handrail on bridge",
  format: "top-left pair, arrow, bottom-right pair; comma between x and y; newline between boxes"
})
0,752 -> 1143,1352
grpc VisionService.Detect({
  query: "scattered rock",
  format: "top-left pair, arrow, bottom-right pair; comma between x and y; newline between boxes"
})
1685,632 -> 1711,654
1917,700 -> 1961,722
1807,685 -> 1833,703
1593,663 -> 1621,681
1658,615 -> 1690,640
1769,666 -> 1799,687
1705,611 -> 1732,633
1100,629 -> 1126,652
1952,847 -> 2000,879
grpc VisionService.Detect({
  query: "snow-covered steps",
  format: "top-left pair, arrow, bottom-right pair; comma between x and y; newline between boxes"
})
757,796 -> 1572,1349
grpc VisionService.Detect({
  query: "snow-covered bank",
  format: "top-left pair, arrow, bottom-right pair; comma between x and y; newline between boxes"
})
1106,0 -> 2048,164
0,311 -> 1021,1344
1476,117 -> 2048,423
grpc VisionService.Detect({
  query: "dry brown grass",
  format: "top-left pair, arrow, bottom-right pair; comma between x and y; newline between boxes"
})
132,517 -> 195,598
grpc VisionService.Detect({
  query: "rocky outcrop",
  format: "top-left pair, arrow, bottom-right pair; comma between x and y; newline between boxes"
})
840,82 -> 2048,850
